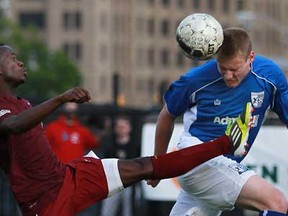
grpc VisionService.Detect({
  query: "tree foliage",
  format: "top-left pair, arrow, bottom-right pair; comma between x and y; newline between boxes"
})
0,17 -> 82,102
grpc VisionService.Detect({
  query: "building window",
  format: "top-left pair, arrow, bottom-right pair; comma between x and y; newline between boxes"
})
176,52 -> 184,66
113,14 -> 121,34
100,13 -> 107,31
114,44 -> 121,66
100,44 -> 107,61
161,0 -> 170,7
178,0 -> 185,8
192,0 -> 200,9
63,42 -> 82,61
161,19 -> 170,36
148,78 -> 155,94
63,11 -> 82,30
222,0 -> 230,14
148,0 -> 154,6
161,48 -> 169,67
147,18 -> 155,35
136,17 -> 144,34
136,78 -> 145,92
19,12 -> 46,29
137,48 -> 144,67
236,0 -> 244,11
100,75 -> 107,91
148,48 -> 155,66
207,0 -> 215,10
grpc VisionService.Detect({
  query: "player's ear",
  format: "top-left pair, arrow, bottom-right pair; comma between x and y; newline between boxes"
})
248,51 -> 254,63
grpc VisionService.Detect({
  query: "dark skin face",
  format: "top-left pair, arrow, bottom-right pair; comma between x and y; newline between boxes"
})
0,46 -> 26,91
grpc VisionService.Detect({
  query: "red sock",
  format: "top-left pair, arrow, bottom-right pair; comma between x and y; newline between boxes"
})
150,134 -> 231,179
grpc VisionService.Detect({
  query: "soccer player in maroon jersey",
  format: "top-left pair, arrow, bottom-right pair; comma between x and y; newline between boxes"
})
0,44 -> 251,216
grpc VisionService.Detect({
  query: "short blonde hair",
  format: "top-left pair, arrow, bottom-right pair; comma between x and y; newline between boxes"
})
217,28 -> 252,60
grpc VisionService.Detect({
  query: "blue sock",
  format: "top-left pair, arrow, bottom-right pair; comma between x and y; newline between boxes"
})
259,210 -> 287,216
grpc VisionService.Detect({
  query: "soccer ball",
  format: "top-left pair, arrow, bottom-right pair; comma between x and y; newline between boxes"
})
176,13 -> 224,60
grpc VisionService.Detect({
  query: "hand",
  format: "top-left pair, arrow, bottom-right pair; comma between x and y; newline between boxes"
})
60,87 -> 91,104
146,179 -> 161,188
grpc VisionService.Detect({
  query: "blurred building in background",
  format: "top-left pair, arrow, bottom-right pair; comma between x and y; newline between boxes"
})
5,0 -> 288,107
1,2 -> 287,216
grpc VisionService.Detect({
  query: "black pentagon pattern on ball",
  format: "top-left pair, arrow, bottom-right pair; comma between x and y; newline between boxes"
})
193,50 -> 206,58
176,34 -> 192,55
176,31 -> 206,60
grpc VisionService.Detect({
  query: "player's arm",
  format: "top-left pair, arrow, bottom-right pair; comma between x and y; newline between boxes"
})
0,87 -> 91,135
146,104 -> 176,187
154,104 -> 176,156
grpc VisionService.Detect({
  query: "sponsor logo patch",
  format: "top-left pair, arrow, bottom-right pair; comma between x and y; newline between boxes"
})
228,163 -> 250,175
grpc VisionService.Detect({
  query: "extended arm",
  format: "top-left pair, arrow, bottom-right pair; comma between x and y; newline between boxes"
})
0,87 -> 91,135
154,104 -> 176,155
146,104 -> 176,187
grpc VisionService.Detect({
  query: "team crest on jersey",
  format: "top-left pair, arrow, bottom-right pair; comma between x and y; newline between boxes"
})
228,163 -> 249,175
251,91 -> 264,108
0,109 -> 11,117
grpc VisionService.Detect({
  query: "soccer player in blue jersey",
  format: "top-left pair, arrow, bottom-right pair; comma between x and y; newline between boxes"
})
148,28 -> 288,216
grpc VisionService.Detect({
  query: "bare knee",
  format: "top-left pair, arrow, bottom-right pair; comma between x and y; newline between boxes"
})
263,189 -> 287,212
237,175 -> 288,213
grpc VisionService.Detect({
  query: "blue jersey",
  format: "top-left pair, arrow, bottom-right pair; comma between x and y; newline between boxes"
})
164,55 -> 288,162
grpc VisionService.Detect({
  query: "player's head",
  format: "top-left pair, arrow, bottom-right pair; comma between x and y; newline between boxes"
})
216,28 -> 254,88
217,28 -> 252,60
62,102 -> 78,119
0,44 -> 26,87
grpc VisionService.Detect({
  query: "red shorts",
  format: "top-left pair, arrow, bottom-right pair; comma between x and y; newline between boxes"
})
41,157 -> 109,216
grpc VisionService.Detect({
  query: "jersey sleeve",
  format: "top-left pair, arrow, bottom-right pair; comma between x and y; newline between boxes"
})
164,74 -> 195,117
0,98 -> 14,121
271,69 -> 288,125
164,61 -> 218,117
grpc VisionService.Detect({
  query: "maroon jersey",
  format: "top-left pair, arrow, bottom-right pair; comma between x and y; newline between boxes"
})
0,96 -> 66,214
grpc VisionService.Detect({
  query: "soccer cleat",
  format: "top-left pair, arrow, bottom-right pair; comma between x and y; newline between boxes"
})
225,102 -> 254,157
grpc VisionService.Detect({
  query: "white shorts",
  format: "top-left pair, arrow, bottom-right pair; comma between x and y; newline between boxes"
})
170,137 -> 257,216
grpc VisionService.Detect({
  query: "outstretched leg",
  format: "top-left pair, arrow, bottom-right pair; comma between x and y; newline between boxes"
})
118,134 -> 229,187
118,102 -> 253,187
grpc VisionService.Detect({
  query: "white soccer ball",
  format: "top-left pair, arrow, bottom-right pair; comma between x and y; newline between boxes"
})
176,13 -> 224,60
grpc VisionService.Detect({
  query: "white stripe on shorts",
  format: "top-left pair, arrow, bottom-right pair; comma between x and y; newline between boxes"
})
101,158 -> 124,197
84,151 -> 124,197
